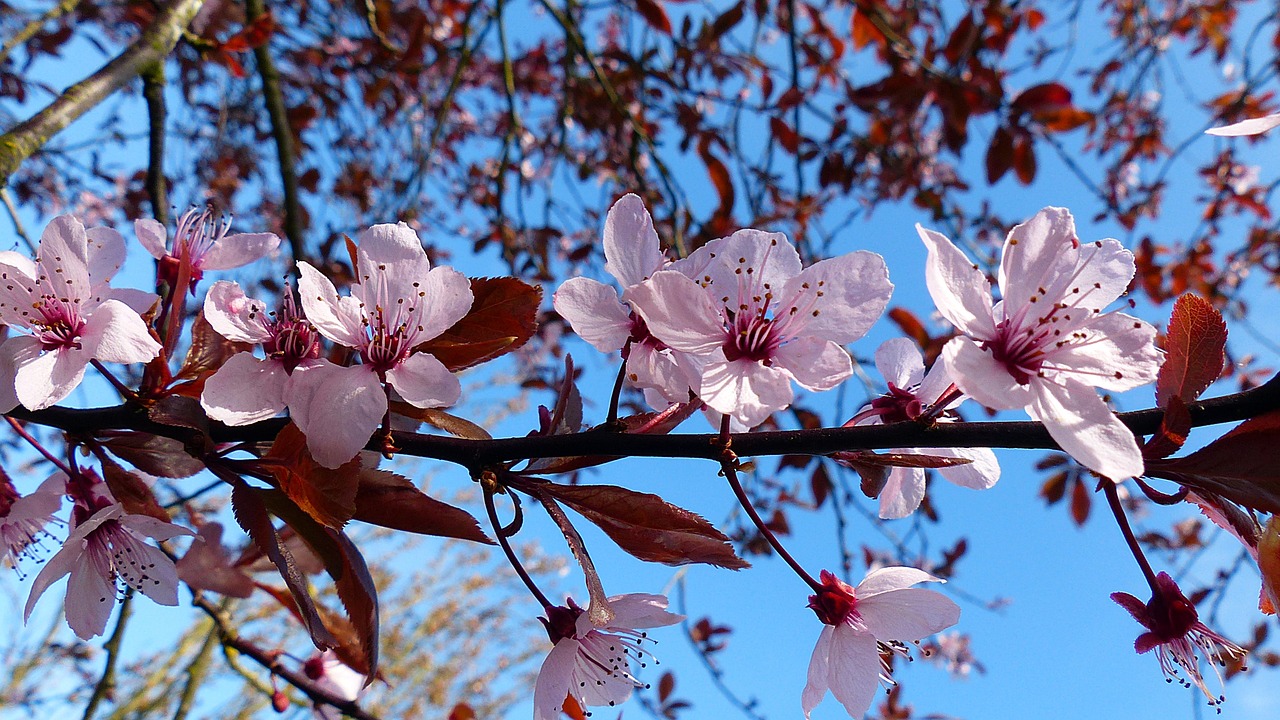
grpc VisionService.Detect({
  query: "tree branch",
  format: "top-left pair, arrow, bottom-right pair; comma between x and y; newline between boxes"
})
245,0 -> 306,265
10,373 -> 1280,471
0,0 -> 83,68
0,0 -> 206,187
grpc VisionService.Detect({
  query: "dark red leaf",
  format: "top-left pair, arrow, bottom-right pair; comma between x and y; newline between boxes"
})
416,277 -> 541,372
353,470 -> 492,544
265,423 -> 359,529
1143,395 -> 1191,459
531,481 -> 748,569
1146,410 -> 1280,514
1012,134 -> 1036,184
771,116 -> 800,153
1011,82 -> 1074,114
1069,477 -> 1091,526
1156,293 -> 1227,407
97,430 -> 206,478
811,463 -> 832,508
985,127 -> 1014,183
99,455 -> 169,522
172,310 -> 251,391
635,0 -> 673,34
231,482 -> 338,652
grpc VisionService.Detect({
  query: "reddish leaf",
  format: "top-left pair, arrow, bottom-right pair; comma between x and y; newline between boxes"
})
353,470 -> 492,544
832,450 -> 973,469
811,463 -> 832,508
265,423 -> 360,529
149,395 -> 211,435
532,482 -> 749,569
448,704 -> 477,720
97,430 -> 206,478
389,401 -> 492,440
525,401 -> 699,475
172,310 -> 251,389
1011,82 -> 1074,114
1012,134 -> 1037,184
99,455 -> 169,522
1156,294 -> 1227,407
698,136 -> 735,221
416,277 -> 541,371
771,116 -> 800,153
220,12 -> 278,52
634,0 -> 673,34
850,9 -> 886,49
1069,477 -> 1091,526
986,127 -> 1014,183
1259,517 -> 1279,615
176,522 -> 255,598
1040,470 -> 1068,505
231,482 -> 337,652
1146,410 -> 1280,514
1142,394 -> 1191,459
658,672 -> 675,702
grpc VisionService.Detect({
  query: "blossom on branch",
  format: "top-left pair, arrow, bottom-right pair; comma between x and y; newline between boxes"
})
554,194 -> 690,401
533,593 -> 682,720
0,476 -> 62,572
803,567 -> 960,719
0,215 -> 161,412
843,338 -> 999,519
304,650 -> 366,719
201,280 -> 323,425
135,206 -> 280,289
627,229 -> 891,428
1111,572 -> 1246,710
918,207 -> 1160,480
25,502 -> 192,639
293,223 -> 472,467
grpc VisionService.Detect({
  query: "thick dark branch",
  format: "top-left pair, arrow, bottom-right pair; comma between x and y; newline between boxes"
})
11,374 -> 1280,471
246,0 -> 306,265
0,0 -> 205,186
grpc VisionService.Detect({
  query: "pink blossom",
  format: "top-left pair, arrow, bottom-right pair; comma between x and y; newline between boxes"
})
1205,113 -> 1280,137
553,194 -> 690,401
304,650 -> 366,719
842,338 -> 999,519
533,593 -> 683,720
25,503 -> 193,639
0,476 -> 62,572
803,567 -> 960,719
135,206 -> 280,288
0,215 -> 161,412
919,207 -> 1161,480
627,230 -> 892,428
1111,572 -> 1246,710
200,280 -> 323,425
293,223 -> 472,468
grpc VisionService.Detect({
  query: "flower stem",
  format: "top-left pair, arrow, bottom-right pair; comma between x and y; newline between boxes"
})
718,417 -> 821,592
90,359 -> 138,402
606,354 -> 629,426
1103,480 -> 1161,595
6,417 -> 73,476
483,487 -> 553,609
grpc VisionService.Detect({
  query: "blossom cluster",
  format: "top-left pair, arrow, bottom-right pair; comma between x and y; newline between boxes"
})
0,195 -> 1244,719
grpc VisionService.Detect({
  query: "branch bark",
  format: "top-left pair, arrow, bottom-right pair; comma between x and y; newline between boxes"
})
11,373 -> 1280,471
0,0 -> 205,187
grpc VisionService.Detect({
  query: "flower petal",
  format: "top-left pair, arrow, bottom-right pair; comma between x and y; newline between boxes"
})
37,215 -> 92,302
1205,113 -> 1280,136
554,277 -> 633,353
940,336 -> 1032,410
856,566 -> 945,597
415,265 -> 473,342
203,281 -> 273,343
604,193 -> 665,287
625,341 -> 688,398
858,587 -> 961,641
605,593 -> 684,629
918,224 -> 997,337
198,232 -> 281,270
14,340 -> 88,411
1060,238 -> 1135,312
201,352 -> 289,425
827,625 -> 881,719
385,352 -> 461,408
878,467 -> 926,519
355,222 -> 431,271
0,337 -> 23,413
1028,379 -> 1144,480
775,250 -> 892,345
64,550 -> 118,639
533,639 -> 579,720
85,226 -> 127,284
775,337 -> 853,392
1048,312 -> 1161,392
998,207 -> 1081,313
24,533 -> 79,620
936,445 -> 1001,490
675,230 -> 802,310
874,337 -> 926,389
699,356 -> 793,428
81,299 -> 162,365
298,261 -> 366,348
134,218 -> 170,260
625,271 -> 725,355
802,625 -> 834,719
287,362 -> 387,468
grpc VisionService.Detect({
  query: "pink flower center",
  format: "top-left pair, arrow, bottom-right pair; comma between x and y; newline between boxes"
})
34,300 -> 86,352
174,207 -> 233,270
982,318 -> 1048,385
263,291 -> 320,373
86,520 -> 166,598
723,310 -> 783,363
808,571 -> 860,627
868,383 -> 924,423
626,311 -> 667,351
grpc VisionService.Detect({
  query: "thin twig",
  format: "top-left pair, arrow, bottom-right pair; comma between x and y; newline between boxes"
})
0,0 -> 83,67
0,187 -> 36,253
142,65 -> 169,226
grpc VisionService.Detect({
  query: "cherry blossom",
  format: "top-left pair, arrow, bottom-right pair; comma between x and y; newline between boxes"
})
842,338 -> 999,519
1111,572 -> 1246,710
803,567 -> 960,719
554,194 -> 689,401
0,476 -> 62,572
200,280 -> 323,426
1205,114 -> 1280,137
0,215 -> 162,412
135,206 -> 280,288
304,650 -> 366,719
918,207 -> 1161,480
627,229 -> 892,428
293,222 -> 472,468
533,593 -> 682,720
25,502 -> 193,639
